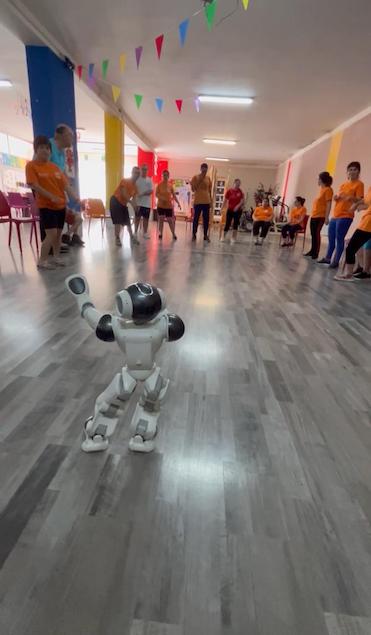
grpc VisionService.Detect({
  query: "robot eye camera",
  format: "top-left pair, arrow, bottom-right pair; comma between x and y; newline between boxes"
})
115,282 -> 166,323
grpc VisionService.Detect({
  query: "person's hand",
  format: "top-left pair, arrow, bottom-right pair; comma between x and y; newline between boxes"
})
325,217 -> 329,226
50,194 -> 64,205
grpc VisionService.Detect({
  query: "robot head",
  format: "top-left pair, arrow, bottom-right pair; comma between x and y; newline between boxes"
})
115,282 -> 166,324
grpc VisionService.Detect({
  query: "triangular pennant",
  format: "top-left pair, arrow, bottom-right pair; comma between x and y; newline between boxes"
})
205,0 -> 218,31
175,99 -> 183,113
134,94 -> 143,109
155,98 -> 164,112
135,46 -> 143,69
194,98 -> 200,113
119,53 -> 126,72
76,65 -> 83,80
178,19 -> 190,47
112,85 -> 121,103
102,59 -> 109,79
241,0 -> 249,8
155,35 -> 164,60
88,63 -> 95,79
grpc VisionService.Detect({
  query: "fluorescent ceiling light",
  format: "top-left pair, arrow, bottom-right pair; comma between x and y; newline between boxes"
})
0,80 -> 12,88
199,95 -> 253,105
205,157 -> 230,162
203,139 -> 236,146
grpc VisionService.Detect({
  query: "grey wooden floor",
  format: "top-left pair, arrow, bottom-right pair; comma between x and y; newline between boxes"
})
0,222 -> 371,635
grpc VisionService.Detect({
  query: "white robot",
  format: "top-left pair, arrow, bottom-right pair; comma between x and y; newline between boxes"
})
65,275 -> 185,454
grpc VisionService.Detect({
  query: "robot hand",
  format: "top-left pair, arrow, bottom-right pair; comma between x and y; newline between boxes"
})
65,274 -> 113,337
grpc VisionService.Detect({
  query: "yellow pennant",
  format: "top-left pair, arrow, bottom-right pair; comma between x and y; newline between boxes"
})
119,53 -> 126,72
112,85 -> 121,103
242,0 -> 249,8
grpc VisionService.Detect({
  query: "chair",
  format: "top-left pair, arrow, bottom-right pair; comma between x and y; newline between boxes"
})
6,191 -> 31,218
9,199 -> 39,255
0,191 -> 12,246
185,207 -> 194,230
83,199 -> 108,234
27,196 -> 40,252
279,215 -> 309,249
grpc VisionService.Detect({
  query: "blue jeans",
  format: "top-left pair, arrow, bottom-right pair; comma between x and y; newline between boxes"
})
326,218 -> 353,265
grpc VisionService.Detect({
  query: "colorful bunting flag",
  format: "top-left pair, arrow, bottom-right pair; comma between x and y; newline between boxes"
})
194,98 -> 200,113
155,98 -> 164,112
135,94 -> 143,109
88,63 -> 95,80
155,35 -> 164,60
135,46 -> 143,69
102,59 -> 109,79
205,0 -> 218,31
119,53 -> 127,72
76,65 -> 83,80
241,0 -> 249,8
112,85 -> 121,103
178,19 -> 190,47
175,99 -> 183,113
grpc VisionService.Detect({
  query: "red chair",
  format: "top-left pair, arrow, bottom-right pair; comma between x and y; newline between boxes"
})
6,191 -> 31,218
0,191 -> 12,246
27,196 -> 40,252
3,191 -> 39,254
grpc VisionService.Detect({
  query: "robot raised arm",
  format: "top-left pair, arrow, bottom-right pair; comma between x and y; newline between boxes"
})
65,275 -> 115,342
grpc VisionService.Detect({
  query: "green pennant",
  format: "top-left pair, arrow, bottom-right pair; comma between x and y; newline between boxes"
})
134,94 -> 143,109
205,0 -> 218,31
102,59 -> 109,79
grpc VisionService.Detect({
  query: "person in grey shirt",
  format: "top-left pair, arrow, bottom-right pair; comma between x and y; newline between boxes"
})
134,164 -> 153,239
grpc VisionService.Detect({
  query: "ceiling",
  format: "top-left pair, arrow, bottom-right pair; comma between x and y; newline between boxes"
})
2,0 -> 371,164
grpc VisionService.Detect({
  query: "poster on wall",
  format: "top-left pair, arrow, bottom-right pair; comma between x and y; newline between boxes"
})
172,178 -> 192,215
65,147 -> 75,179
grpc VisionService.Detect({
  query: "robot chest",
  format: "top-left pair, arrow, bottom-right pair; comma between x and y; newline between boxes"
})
115,332 -> 160,369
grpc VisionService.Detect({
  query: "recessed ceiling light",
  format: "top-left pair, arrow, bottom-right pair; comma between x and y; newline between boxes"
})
205,157 -> 230,162
0,80 -> 12,88
199,95 -> 253,105
203,139 -> 236,146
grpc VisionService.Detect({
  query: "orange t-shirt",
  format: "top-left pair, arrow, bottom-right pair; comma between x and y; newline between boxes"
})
191,175 -> 212,205
253,205 -> 273,222
289,206 -> 307,224
311,186 -> 333,218
156,181 -> 174,209
333,180 -> 364,219
26,160 -> 67,210
113,178 -> 137,206
358,186 -> 371,233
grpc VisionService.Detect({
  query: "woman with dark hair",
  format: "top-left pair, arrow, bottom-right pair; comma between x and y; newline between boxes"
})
304,172 -> 333,259
318,162 -> 364,267
280,196 -> 307,246
335,188 -> 371,281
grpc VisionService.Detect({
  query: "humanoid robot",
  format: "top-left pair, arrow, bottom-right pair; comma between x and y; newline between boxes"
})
65,275 -> 185,454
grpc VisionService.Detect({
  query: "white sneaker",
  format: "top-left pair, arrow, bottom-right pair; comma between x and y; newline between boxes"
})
131,236 -> 140,245
231,238 -> 236,245
143,233 -> 150,239
220,235 -> 226,243
115,237 -> 122,246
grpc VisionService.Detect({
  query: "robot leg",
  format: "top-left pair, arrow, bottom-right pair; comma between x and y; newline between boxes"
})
129,365 -> 169,453
83,368 -> 137,453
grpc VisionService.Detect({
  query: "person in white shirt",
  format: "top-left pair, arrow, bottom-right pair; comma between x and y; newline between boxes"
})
135,164 -> 154,239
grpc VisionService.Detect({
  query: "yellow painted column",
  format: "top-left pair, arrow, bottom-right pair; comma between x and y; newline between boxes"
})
326,130 -> 343,176
104,112 -> 124,208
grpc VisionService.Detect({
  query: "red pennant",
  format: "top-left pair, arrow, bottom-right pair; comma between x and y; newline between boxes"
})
155,35 -> 164,60
175,99 -> 183,113
76,65 -> 83,80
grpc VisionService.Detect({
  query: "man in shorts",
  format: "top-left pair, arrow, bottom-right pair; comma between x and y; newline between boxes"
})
110,166 -> 140,246
134,164 -> 153,239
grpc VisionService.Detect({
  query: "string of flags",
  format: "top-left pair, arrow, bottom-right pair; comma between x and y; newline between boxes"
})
75,0 -> 251,112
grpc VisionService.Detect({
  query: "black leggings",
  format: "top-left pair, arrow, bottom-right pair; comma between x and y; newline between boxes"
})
253,220 -> 271,238
224,209 -> 241,233
309,217 -> 325,259
345,229 -> 371,264
281,223 -> 301,240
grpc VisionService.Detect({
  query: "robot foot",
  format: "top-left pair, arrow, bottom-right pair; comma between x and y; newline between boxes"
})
81,417 -> 109,453
129,434 -> 155,453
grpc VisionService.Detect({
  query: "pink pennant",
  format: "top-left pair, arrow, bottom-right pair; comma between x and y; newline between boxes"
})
155,35 -> 164,60
175,99 -> 183,113
135,46 -> 143,69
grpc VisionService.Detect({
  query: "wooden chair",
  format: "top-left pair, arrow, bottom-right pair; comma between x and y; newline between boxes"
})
82,199 -> 108,234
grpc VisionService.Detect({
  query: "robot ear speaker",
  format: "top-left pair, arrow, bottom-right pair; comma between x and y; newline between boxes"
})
116,290 -> 133,318
168,314 -> 185,341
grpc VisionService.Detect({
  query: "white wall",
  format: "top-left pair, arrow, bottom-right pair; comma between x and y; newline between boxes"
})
168,159 -> 277,208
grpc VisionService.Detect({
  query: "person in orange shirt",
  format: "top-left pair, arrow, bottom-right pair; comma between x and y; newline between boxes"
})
155,170 -> 181,240
191,163 -> 212,243
252,196 -> 274,245
318,162 -> 364,268
335,186 -> 371,281
280,196 -> 307,246
110,166 -> 140,246
26,135 -> 80,270
304,171 -> 333,259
